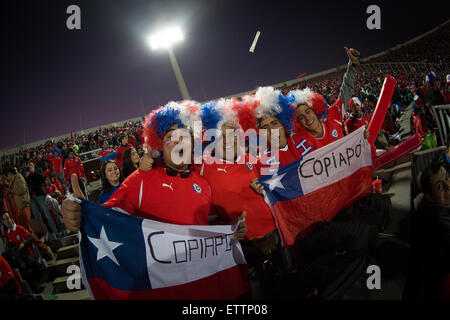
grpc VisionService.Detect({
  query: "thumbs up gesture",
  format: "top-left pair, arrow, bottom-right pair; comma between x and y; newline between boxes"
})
345,47 -> 360,65
62,174 -> 85,232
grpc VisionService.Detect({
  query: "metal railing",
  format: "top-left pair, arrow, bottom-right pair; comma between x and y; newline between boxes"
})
431,104 -> 450,146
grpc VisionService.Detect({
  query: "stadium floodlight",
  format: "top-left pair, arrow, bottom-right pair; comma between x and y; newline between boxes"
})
147,26 -> 183,50
146,26 -> 190,100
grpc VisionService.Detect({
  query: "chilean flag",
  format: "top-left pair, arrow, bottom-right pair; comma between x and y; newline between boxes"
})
258,126 -> 373,247
78,200 -> 250,300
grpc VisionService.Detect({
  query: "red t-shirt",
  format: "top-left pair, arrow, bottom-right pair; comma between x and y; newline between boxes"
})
44,184 -> 57,195
6,224 -> 36,257
104,167 -> 213,226
116,144 -> 131,168
344,114 -> 371,135
51,157 -> 63,174
64,156 -> 85,181
256,136 -> 305,176
198,154 -> 276,240
294,98 -> 346,151
0,256 -> 22,294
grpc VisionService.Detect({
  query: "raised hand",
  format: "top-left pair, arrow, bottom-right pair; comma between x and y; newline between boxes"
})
345,47 -> 360,65
61,174 -> 85,232
233,211 -> 247,241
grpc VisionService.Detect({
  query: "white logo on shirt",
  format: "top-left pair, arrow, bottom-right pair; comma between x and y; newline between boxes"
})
162,183 -> 173,191
16,235 -> 21,241
217,167 -> 227,173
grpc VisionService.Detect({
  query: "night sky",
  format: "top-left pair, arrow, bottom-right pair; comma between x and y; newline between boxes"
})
1,0 -> 447,149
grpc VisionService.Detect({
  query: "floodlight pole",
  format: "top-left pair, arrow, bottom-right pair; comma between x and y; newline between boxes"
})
167,47 -> 191,100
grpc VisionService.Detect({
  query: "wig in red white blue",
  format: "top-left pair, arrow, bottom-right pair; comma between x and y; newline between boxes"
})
254,86 -> 296,132
144,102 -> 184,151
289,87 -> 330,132
200,98 -> 241,133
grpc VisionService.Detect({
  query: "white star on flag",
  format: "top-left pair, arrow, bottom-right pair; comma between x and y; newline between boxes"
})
88,226 -> 123,266
267,172 -> 287,191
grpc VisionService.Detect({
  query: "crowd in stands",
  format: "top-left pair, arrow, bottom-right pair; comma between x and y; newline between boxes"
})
0,22 -> 449,300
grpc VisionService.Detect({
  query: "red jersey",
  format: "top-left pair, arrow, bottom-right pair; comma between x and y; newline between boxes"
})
116,144 -> 131,168
6,224 -> 36,257
0,256 -> 22,294
104,167 -> 213,226
128,135 -> 137,148
64,156 -> 85,181
45,184 -> 57,195
51,157 -> 63,174
344,114 -> 371,135
294,98 -> 346,151
98,148 -> 116,161
256,136 -> 307,176
198,154 -> 276,240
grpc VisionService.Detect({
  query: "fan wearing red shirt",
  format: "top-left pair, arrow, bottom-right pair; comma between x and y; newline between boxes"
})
115,134 -> 131,168
291,47 -> 360,152
61,104 -> 249,300
0,255 -> 22,295
64,148 -> 86,196
128,133 -> 137,148
199,97 -> 279,259
344,97 -> 371,135
2,212 -> 37,258
98,140 -> 117,163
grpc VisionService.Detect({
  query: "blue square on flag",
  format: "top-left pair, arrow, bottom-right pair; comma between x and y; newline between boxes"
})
80,200 -> 152,291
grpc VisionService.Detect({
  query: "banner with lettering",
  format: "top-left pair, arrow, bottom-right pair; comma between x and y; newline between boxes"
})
258,126 -> 373,247
78,200 -> 250,300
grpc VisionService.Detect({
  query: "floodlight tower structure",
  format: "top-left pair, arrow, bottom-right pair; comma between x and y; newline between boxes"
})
148,27 -> 191,100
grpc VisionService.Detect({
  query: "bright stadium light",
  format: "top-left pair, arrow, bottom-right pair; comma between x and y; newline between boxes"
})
147,26 -> 184,50
146,26 -> 190,100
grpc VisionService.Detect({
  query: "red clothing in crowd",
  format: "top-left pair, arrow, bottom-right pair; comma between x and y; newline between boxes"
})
256,135 -> 307,176
344,114 -> 371,135
293,98 -> 346,152
64,156 -> 85,181
104,167 -> 213,226
198,154 -> 276,240
128,135 -> 137,148
51,157 -> 63,174
0,256 -> 22,294
98,148 -> 116,159
444,91 -> 450,104
44,184 -> 57,195
137,127 -> 145,145
46,153 -> 54,162
116,144 -> 131,168
6,224 -> 36,258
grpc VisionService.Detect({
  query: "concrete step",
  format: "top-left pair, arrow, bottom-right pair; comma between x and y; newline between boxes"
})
60,233 -> 79,247
47,257 -> 80,278
54,289 -> 91,300
57,243 -> 79,260
52,273 -> 85,294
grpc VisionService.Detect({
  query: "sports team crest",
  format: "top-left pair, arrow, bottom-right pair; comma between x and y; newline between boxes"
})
193,183 -> 202,194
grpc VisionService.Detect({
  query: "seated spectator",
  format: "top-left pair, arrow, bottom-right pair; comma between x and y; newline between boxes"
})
416,161 -> 450,299
1,212 -> 47,293
122,147 -> 140,179
97,160 -> 124,205
98,139 -> 117,163
344,97 -> 370,135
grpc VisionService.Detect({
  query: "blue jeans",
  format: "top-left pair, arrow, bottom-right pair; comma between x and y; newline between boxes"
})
31,195 -> 59,235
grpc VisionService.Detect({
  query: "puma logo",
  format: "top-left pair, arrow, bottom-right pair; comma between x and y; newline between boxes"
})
217,167 -> 227,173
162,183 -> 173,191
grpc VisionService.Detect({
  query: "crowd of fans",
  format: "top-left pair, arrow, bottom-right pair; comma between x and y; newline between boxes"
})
0,22 -> 449,300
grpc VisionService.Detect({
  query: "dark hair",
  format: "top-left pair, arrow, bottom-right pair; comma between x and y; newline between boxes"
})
6,168 -> 16,176
68,148 -> 75,155
366,95 -> 377,104
122,148 -> 138,179
420,161 -> 442,195
100,160 -> 124,194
